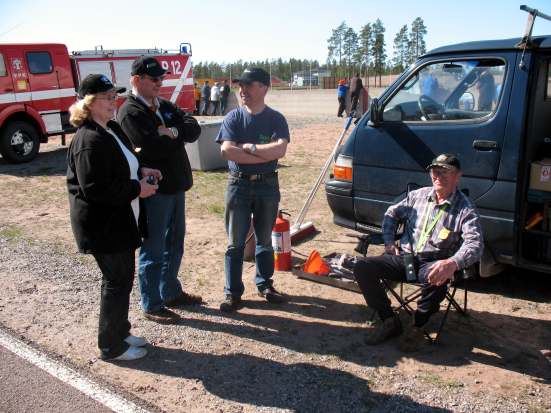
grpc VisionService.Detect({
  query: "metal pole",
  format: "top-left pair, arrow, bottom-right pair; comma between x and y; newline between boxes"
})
269,60 -> 272,91
309,61 -> 312,91
290,60 -> 292,90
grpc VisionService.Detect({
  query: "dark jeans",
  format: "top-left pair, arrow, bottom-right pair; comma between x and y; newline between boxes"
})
195,99 -> 200,115
201,98 -> 210,115
224,173 -> 280,297
351,93 -> 360,111
220,96 -> 228,114
210,100 -> 220,116
337,96 -> 346,116
93,250 -> 135,359
353,254 -> 448,327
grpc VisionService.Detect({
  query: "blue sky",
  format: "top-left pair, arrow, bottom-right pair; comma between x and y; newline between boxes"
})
1,0 -> 550,63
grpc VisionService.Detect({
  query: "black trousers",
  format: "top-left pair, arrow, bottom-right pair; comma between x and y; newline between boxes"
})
350,93 -> 360,111
353,254 -> 448,327
93,250 -> 135,359
337,96 -> 346,117
201,98 -> 210,115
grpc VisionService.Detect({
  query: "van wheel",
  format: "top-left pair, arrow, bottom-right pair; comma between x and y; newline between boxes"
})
0,121 -> 40,163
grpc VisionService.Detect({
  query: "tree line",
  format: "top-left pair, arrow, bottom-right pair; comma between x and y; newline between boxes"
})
192,17 -> 427,87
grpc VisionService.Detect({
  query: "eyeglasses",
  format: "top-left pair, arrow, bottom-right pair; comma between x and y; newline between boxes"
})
145,75 -> 165,83
95,94 -> 117,101
430,168 -> 455,177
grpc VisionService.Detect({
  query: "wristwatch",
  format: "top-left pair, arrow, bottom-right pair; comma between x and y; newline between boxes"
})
250,143 -> 257,153
170,127 -> 179,138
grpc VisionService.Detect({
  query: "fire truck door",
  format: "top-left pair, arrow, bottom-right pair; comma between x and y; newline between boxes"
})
0,51 -> 17,102
25,50 -> 60,105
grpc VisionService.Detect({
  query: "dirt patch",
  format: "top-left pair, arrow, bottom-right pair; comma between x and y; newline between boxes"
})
1,108 -> 551,412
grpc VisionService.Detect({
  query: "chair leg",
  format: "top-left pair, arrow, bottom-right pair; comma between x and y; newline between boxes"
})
433,285 -> 458,343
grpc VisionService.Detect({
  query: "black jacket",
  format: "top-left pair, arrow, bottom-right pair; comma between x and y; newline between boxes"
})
67,120 -> 145,254
117,94 -> 201,194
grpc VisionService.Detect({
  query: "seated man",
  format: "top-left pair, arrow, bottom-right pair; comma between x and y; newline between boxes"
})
353,153 -> 483,349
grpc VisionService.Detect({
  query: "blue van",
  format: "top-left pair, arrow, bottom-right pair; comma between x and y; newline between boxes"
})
325,32 -> 551,277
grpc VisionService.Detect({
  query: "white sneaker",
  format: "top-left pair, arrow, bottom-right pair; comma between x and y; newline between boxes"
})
113,346 -> 147,361
124,335 -> 148,347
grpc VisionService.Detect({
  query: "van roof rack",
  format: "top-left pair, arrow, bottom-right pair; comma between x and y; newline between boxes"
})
517,5 -> 551,49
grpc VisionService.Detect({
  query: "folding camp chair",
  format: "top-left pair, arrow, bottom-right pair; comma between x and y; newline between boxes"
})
350,231 -> 477,343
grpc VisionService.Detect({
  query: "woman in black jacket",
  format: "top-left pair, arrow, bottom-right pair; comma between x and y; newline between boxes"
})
67,74 -> 161,361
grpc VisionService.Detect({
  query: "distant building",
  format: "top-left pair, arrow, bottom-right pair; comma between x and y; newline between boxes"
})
292,69 -> 331,87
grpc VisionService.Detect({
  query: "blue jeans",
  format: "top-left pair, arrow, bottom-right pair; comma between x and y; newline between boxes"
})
224,174 -> 280,297
220,97 -> 228,114
138,191 -> 185,312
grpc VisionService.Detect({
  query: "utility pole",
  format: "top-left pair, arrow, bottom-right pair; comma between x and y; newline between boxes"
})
309,60 -> 312,91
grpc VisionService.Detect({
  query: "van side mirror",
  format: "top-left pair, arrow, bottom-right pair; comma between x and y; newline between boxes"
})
369,97 -> 380,126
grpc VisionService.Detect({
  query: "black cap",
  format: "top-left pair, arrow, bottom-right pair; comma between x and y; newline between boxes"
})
131,56 -> 168,77
427,153 -> 461,171
233,67 -> 270,86
78,74 -> 125,98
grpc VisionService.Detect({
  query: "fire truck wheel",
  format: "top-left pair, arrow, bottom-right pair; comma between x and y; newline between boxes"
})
0,121 -> 40,163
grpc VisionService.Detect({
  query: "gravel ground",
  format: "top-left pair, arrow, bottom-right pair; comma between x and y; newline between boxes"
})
1,234 -> 549,413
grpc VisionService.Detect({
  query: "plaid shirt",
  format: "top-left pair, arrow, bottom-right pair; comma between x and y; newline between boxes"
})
382,186 -> 483,269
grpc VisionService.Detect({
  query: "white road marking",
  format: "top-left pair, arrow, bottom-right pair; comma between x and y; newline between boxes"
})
0,328 -> 150,413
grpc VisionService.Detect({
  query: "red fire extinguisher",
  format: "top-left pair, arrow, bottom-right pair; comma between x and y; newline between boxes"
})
272,210 -> 292,271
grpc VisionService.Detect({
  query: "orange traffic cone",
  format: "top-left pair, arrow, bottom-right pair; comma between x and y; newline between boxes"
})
303,250 -> 331,276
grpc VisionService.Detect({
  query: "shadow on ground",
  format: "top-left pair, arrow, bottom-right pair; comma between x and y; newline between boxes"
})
0,146 -> 68,177
128,347 -> 451,413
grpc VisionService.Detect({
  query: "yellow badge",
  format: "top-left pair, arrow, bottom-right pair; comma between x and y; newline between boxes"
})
438,227 -> 451,240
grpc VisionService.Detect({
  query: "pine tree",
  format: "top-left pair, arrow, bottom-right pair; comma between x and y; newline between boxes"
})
327,21 -> 348,75
342,27 -> 359,77
372,19 -> 387,87
393,25 -> 409,73
357,23 -> 373,88
409,17 -> 427,62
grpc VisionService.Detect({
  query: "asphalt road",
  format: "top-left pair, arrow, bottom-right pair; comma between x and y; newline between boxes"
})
0,345 -> 112,413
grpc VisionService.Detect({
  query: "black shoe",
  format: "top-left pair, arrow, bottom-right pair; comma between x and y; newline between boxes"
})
258,286 -> 286,304
143,307 -> 180,324
219,295 -> 243,312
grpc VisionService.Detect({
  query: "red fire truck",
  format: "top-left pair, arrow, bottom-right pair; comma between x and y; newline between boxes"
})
0,42 -> 195,163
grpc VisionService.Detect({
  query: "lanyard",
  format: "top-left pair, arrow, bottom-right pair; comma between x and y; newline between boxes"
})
416,201 -> 448,252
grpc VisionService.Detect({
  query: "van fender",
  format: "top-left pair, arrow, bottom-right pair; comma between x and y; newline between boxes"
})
0,104 -> 46,135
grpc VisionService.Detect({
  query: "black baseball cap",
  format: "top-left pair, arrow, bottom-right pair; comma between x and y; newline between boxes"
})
131,56 -> 168,77
78,74 -> 125,99
427,153 -> 461,171
233,67 -> 270,86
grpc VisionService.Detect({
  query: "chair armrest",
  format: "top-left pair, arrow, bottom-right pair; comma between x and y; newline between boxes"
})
453,262 -> 479,283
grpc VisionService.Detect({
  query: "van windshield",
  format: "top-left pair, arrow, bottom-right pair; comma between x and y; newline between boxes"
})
382,59 -> 505,122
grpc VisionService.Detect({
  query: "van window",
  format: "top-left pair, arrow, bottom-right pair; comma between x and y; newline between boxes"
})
383,59 -> 506,122
0,54 -> 6,76
26,52 -> 53,74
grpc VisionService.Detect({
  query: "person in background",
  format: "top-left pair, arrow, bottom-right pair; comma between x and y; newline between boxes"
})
220,80 -> 231,115
201,80 -> 211,115
194,82 -> 201,115
216,68 -> 290,312
337,79 -> 348,117
210,81 -> 221,115
67,74 -> 161,361
477,71 -> 496,112
117,57 -> 202,324
350,73 -> 364,111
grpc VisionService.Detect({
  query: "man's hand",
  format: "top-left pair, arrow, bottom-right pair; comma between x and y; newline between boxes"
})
158,126 -> 176,139
427,259 -> 458,286
140,167 -> 163,182
385,244 -> 400,255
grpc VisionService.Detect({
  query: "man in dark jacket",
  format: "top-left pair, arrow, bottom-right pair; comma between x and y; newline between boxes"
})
117,56 -> 202,324
350,73 -> 364,112
201,80 -> 211,115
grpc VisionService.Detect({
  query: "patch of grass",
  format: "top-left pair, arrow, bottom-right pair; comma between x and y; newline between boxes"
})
207,203 -> 224,216
419,372 -> 464,389
0,225 -> 23,239
528,405 -> 549,413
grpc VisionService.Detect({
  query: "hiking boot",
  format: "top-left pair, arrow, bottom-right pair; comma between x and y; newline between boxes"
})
398,325 -> 427,352
364,315 -> 402,345
219,295 -> 243,312
258,286 -> 286,304
165,291 -> 203,308
143,307 -> 181,324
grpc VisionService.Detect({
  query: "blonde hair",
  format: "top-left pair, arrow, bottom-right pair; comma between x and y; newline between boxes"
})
69,95 -> 96,127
